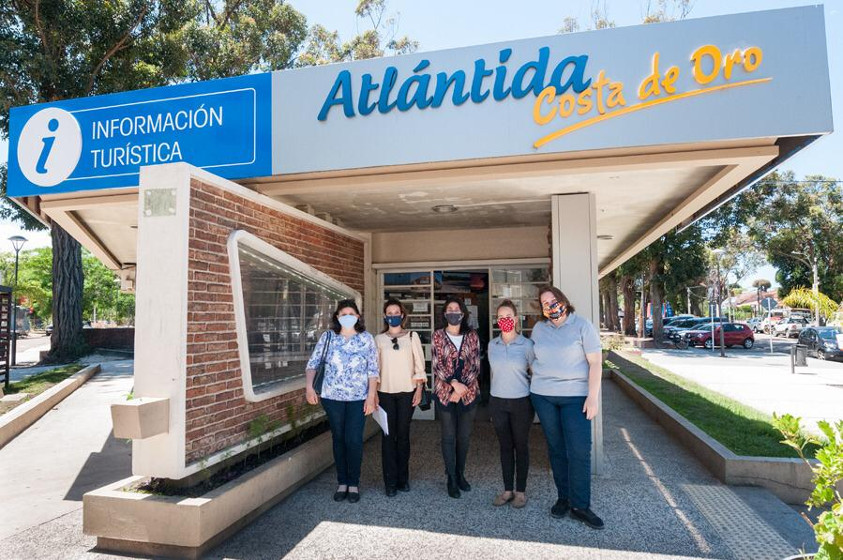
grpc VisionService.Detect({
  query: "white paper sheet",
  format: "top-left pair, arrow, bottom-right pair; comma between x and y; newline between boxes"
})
372,405 -> 389,436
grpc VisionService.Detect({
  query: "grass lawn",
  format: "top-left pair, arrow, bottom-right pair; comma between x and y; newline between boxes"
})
608,351 -> 815,459
0,364 -> 84,416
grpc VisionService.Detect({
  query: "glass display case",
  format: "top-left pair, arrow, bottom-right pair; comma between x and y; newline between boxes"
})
379,263 -> 548,418
490,266 -> 551,338
231,234 -> 358,398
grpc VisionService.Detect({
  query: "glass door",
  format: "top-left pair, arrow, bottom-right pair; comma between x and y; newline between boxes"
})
381,271 -> 436,419
489,266 -> 551,339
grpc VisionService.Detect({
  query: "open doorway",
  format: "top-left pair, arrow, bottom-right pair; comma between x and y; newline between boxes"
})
379,263 -> 549,419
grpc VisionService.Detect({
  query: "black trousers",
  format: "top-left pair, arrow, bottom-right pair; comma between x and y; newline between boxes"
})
436,401 -> 477,479
378,390 -> 415,489
490,396 -> 534,492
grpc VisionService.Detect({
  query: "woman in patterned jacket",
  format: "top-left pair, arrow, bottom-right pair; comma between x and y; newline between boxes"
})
431,295 -> 481,499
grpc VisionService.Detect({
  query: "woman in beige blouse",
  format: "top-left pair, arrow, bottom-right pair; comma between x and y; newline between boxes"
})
375,298 -> 426,496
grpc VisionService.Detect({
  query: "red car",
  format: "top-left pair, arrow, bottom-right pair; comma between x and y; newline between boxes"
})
683,322 -> 755,349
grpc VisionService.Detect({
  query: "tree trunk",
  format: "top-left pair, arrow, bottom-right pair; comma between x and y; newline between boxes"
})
621,275 -> 636,335
599,285 -> 608,329
649,260 -> 665,345
638,277 -> 648,338
606,272 -> 620,332
47,223 -> 86,362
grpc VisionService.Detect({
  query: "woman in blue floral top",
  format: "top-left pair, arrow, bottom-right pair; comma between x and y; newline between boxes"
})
306,299 -> 379,504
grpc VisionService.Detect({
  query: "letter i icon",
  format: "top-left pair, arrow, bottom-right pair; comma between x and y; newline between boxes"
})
36,118 -> 59,174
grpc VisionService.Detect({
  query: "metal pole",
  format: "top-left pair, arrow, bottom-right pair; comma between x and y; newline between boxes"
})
687,287 -> 691,315
767,299 -> 774,354
710,300 -> 715,353
812,256 -> 820,326
11,250 -> 19,367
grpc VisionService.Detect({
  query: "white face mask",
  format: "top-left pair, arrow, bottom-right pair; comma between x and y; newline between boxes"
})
338,315 -> 358,329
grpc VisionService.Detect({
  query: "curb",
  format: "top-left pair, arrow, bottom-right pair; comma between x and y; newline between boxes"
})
85,417 -> 379,558
0,364 -> 102,449
607,350 -> 819,505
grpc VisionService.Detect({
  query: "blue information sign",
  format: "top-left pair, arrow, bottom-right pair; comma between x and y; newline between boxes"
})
7,73 -> 272,196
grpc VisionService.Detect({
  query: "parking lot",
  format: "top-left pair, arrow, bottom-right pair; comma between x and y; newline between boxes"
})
639,332 -> 843,436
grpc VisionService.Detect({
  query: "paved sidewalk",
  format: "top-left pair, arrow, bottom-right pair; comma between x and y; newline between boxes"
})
641,347 -> 843,434
0,373 -> 815,559
0,360 -> 134,542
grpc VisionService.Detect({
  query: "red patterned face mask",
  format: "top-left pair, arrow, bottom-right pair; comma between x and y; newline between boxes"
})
497,317 -> 516,333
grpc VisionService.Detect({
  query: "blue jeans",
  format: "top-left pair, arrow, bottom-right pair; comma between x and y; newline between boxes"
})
321,398 -> 366,486
530,393 -> 592,509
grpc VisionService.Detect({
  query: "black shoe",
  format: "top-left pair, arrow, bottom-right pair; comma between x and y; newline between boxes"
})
385,487 -> 397,497
347,490 -> 360,503
457,474 -> 471,492
333,489 -> 348,502
398,483 -> 410,492
447,476 -> 461,499
570,507 -> 604,530
550,498 -> 570,518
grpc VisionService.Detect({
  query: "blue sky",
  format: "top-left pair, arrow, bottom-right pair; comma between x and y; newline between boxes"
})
2,1 -> 840,288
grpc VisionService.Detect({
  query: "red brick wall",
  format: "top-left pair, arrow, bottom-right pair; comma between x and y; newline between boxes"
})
184,178 -> 365,464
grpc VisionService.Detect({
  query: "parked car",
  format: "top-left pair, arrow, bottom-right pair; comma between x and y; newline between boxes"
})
798,326 -> 843,361
646,314 -> 697,337
683,322 -> 755,349
773,316 -> 808,338
663,317 -> 703,339
45,321 -> 92,336
761,308 -> 788,333
745,317 -> 762,333
670,317 -> 728,344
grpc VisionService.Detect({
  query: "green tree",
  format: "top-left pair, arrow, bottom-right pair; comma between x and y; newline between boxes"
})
1,0 -> 309,361
560,0 -> 693,33
752,278 -> 772,292
298,0 -> 417,66
633,224 -> 708,343
82,251 -> 134,323
0,247 -> 53,321
710,171 -> 843,303
617,252 -> 648,336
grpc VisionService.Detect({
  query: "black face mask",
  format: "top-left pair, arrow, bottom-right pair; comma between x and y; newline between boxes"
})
445,312 -> 463,326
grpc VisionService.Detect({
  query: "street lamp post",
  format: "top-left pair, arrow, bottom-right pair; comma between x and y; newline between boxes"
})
790,250 -> 820,326
712,249 -> 726,358
8,235 -> 27,366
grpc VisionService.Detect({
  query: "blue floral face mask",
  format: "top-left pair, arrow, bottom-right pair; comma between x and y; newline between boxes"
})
384,315 -> 403,327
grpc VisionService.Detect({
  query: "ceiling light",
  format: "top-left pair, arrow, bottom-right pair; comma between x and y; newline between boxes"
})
431,204 -> 458,214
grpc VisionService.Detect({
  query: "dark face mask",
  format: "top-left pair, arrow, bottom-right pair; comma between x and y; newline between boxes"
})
445,312 -> 463,326
384,315 -> 403,327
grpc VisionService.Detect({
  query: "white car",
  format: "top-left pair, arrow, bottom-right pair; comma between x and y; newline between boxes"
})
773,317 -> 808,338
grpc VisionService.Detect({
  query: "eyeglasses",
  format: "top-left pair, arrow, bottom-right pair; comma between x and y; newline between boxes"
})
390,337 -> 399,350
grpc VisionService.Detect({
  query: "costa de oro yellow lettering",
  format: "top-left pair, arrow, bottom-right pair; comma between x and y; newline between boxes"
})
533,86 -> 558,125
533,70 -> 627,126
692,44 -> 763,85
577,89 -> 593,115
559,93 -> 576,117
607,82 -> 626,108
691,45 -> 721,85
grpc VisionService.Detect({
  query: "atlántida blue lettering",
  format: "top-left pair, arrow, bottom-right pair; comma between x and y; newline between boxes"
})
317,46 -> 592,121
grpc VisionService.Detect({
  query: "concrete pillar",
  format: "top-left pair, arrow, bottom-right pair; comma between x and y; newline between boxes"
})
551,193 -> 604,474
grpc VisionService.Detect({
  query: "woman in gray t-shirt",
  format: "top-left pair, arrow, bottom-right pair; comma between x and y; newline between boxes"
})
530,286 -> 604,530
488,299 -> 535,509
